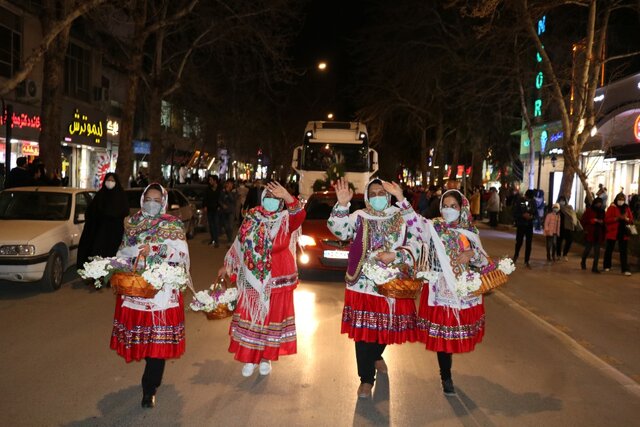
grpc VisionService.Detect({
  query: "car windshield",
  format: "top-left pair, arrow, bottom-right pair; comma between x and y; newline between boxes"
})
305,197 -> 365,220
301,142 -> 369,172
0,191 -> 72,220
126,190 -> 143,209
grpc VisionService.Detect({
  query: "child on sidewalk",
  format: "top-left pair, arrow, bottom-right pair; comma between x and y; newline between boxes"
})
544,203 -> 562,262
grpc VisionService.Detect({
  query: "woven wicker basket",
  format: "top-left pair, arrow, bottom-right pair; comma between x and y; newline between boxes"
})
473,267 -> 508,296
110,256 -> 158,299
377,248 -> 422,299
204,276 -> 237,320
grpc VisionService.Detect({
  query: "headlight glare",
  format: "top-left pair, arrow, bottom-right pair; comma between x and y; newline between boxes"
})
298,235 -> 316,247
0,245 -> 36,256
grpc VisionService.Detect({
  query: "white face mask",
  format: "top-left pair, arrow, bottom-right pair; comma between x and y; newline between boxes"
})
104,181 -> 116,190
441,207 -> 460,223
142,201 -> 162,216
617,200 -> 624,206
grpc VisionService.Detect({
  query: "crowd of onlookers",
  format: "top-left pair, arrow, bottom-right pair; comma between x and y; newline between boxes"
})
0,157 -> 66,189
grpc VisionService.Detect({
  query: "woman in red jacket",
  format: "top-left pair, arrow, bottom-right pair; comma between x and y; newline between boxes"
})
580,197 -> 606,273
603,193 -> 634,276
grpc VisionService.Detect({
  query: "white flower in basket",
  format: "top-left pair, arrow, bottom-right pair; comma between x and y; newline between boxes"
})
455,271 -> 482,298
362,260 -> 401,285
189,284 -> 238,313
497,257 -> 516,275
416,271 -> 439,282
78,256 -> 130,289
142,263 -> 189,291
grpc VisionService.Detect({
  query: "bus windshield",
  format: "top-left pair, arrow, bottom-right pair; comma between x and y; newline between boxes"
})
301,142 -> 369,172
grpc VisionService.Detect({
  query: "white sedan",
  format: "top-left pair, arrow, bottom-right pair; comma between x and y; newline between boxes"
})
0,187 -> 95,291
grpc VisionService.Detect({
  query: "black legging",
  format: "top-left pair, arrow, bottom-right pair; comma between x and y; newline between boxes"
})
556,228 -> 573,257
603,239 -> 629,272
437,352 -> 453,381
514,225 -> 533,263
355,341 -> 386,385
142,357 -> 166,396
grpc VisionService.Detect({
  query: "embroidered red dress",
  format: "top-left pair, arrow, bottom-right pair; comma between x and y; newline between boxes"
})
225,199 -> 306,363
110,206 -> 190,363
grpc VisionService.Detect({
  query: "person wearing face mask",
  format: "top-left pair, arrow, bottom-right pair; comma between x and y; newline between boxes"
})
110,183 -> 192,408
555,195 -> 581,261
603,194 -> 634,276
386,184 -> 491,397
328,177 -> 418,399
543,204 -> 562,262
77,173 -> 129,269
217,181 -> 305,377
580,198 -> 606,273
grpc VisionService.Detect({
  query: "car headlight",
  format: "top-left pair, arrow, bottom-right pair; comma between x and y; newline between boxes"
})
0,245 -> 36,256
298,235 -> 316,247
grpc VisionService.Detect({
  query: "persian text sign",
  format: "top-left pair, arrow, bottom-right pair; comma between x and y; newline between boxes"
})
0,111 -> 42,130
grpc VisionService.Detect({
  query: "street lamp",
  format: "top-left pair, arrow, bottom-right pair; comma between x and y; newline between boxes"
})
327,113 -> 334,120
317,62 -> 327,71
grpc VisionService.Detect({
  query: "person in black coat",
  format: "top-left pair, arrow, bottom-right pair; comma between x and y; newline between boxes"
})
4,157 -> 33,188
77,173 -> 129,269
512,189 -> 537,268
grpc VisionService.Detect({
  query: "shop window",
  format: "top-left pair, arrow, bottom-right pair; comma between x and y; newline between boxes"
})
65,42 -> 91,102
0,8 -> 22,79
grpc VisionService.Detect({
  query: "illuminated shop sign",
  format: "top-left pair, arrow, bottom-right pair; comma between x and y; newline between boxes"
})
0,111 -> 42,130
107,119 -> 119,136
67,109 -> 104,144
634,114 -> 640,142
21,142 -> 39,156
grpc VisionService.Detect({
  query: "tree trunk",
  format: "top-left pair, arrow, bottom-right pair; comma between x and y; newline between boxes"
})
471,147 -> 484,188
38,7 -> 70,180
148,87 -> 164,183
420,127 -> 428,186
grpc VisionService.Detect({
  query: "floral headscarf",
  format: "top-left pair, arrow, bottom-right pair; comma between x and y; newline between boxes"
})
435,189 -> 478,234
139,183 -> 168,217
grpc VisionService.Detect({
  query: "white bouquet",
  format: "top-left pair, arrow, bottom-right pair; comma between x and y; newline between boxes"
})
190,284 -> 238,313
498,257 -> 516,275
78,256 -> 130,289
142,263 -> 189,291
416,271 -> 439,282
362,260 -> 401,285
455,271 -> 482,298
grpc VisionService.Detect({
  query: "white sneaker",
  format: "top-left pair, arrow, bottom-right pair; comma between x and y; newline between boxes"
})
624,271 -> 632,276
259,360 -> 272,375
242,363 -> 257,377
604,268 -> 610,272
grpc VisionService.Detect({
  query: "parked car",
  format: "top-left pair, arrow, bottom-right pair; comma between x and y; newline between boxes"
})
0,187 -> 96,291
175,184 -> 208,230
125,187 -> 197,238
297,191 -> 365,270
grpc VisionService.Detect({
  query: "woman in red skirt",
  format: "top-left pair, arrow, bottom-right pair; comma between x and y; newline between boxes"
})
220,181 -> 305,377
329,178 -> 418,399
110,183 -> 191,408
385,183 -> 490,396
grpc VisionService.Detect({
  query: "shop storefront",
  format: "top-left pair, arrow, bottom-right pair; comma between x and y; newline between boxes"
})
0,104 -> 42,169
61,103 -> 108,189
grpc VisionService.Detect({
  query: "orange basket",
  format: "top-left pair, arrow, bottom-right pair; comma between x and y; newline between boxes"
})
110,255 -> 158,299
473,264 -> 509,296
204,276 -> 237,320
377,248 -> 422,299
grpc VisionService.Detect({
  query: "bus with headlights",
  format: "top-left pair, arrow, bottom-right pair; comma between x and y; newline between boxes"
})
291,121 -> 378,201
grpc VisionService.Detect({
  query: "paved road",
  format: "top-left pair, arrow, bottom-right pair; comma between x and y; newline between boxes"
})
0,231 -> 638,427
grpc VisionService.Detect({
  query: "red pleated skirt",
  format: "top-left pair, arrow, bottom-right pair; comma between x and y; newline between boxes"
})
341,288 -> 417,345
110,293 -> 186,363
417,284 -> 485,353
228,285 -> 297,363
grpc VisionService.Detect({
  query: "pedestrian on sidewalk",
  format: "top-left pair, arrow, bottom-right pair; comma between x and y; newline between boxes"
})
329,178 -> 418,399
110,184 -> 191,409
556,196 -> 581,261
386,184 -> 491,397
603,193 -> 634,276
512,189 -> 537,268
219,181 -> 305,378
580,197 -> 606,273
486,187 -> 500,227
543,204 -> 562,262
218,179 -> 237,246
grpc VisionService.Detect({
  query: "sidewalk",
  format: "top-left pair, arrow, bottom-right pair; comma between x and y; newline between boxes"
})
477,223 -> 640,386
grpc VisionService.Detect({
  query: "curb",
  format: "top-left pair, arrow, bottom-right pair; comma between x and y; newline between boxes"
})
493,290 -> 640,398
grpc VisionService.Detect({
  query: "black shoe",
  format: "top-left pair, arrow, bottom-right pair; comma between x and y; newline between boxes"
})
442,379 -> 456,396
592,269 -> 601,274
580,260 -> 586,270
525,263 -> 532,269
141,394 -> 156,408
